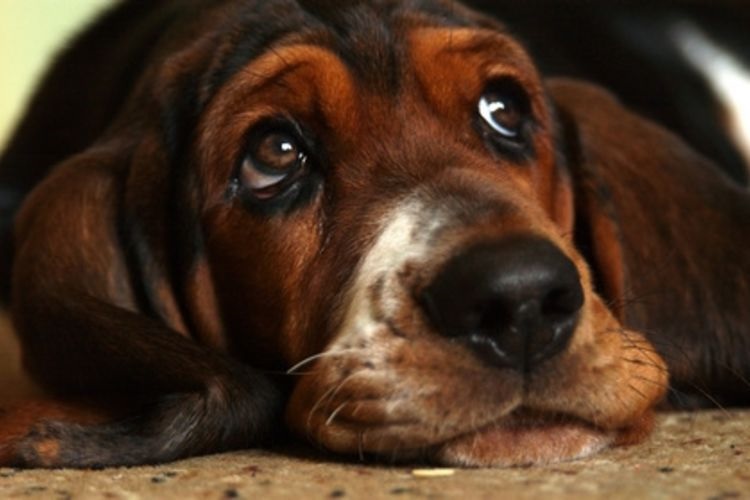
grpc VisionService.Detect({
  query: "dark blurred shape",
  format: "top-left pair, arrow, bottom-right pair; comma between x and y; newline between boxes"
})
468,0 -> 750,185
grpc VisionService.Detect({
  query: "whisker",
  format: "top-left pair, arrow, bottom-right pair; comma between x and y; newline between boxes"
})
306,372 -> 359,436
630,374 -> 669,389
621,357 -> 669,373
611,390 -> 630,415
617,326 -> 750,408
675,383 -> 730,415
620,344 -> 663,356
619,329 -> 668,371
287,348 -> 361,375
629,381 -> 651,401
724,366 -> 750,389
326,402 -> 349,426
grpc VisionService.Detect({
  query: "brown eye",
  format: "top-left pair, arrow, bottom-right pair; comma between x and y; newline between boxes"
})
241,130 -> 307,199
478,80 -> 530,142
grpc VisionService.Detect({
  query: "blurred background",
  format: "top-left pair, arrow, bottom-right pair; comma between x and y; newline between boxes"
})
0,0 -> 110,150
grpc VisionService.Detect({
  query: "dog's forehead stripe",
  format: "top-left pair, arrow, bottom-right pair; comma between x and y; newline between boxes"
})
207,0 -> 502,99
229,44 -> 358,117
212,15 -> 399,95
207,2 -> 316,95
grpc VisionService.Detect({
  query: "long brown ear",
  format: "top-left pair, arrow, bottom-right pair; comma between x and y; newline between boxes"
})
548,80 -> 628,319
1,140 -> 280,467
0,37 -> 280,467
548,77 -> 750,407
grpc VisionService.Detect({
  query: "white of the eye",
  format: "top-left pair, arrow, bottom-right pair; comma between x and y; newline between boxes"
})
479,96 -> 517,137
242,159 -> 289,190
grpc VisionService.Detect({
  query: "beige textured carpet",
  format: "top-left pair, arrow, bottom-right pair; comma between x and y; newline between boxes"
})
0,412 -> 748,499
2,313 -> 749,499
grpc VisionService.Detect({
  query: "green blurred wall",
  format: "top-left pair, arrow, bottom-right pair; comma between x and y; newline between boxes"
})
0,0 -> 111,150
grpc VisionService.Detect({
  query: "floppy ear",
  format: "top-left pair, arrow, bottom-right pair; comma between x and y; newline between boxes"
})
0,38 -> 282,467
548,80 -> 628,319
120,37 -> 228,346
548,77 -> 750,407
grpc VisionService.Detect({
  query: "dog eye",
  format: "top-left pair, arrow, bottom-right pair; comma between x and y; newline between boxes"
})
478,80 -> 530,142
241,130 -> 307,200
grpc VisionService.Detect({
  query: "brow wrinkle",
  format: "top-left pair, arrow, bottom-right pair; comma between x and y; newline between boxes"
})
430,30 -> 515,59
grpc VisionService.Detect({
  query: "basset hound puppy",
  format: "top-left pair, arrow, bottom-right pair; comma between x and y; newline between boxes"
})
0,0 -> 748,469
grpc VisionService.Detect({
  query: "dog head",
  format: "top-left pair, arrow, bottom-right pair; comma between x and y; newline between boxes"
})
16,0 -> 669,466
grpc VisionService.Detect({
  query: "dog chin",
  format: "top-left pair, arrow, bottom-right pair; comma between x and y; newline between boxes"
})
431,411 -> 615,467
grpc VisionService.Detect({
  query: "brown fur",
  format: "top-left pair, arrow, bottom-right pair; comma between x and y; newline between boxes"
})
0,0 -> 747,468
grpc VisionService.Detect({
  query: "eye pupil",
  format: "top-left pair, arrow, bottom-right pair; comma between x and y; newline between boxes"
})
256,133 -> 300,171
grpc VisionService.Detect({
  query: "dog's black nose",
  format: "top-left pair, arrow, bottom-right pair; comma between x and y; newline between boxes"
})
420,237 -> 584,372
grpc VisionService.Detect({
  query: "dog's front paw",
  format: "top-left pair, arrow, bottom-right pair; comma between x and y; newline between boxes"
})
14,421 -> 99,469
13,421 -> 68,468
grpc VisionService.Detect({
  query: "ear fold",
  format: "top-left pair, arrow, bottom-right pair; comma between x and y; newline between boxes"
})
5,145 -> 280,467
549,79 -> 628,319
9,32 -> 226,376
119,37 -> 228,347
548,78 -> 750,407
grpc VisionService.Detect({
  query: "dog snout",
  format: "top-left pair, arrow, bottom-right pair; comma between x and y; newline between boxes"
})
419,237 -> 584,372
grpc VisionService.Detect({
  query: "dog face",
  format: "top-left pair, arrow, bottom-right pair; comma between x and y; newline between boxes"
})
4,0 -> 669,468
198,10 -> 562,366
136,1 -> 667,465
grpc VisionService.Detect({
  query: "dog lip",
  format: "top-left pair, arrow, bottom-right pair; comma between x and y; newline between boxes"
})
432,407 -> 606,449
430,407 -> 615,467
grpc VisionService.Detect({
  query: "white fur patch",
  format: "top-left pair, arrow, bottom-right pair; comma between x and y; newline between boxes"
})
328,197 -> 447,356
671,21 -> 750,166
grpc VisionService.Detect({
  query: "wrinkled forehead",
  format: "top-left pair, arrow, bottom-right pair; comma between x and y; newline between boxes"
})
192,1 -> 544,196
207,0 -> 527,96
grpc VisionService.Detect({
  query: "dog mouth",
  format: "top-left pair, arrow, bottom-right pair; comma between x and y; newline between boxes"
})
285,281 -> 666,466
432,408 -> 616,467
285,316 -> 664,466
285,299 -> 665,467
285,199 -> 667,467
